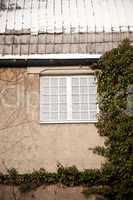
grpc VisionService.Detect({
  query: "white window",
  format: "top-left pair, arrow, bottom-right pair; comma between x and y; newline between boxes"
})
40,75 -> 97,123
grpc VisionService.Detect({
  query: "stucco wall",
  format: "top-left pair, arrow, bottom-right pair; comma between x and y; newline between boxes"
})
0,68 -> 105,173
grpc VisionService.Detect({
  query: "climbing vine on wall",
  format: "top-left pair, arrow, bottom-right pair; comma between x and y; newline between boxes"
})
85,39 -> 133,200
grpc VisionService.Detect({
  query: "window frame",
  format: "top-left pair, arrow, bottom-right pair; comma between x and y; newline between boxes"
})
39,74 -> 98,124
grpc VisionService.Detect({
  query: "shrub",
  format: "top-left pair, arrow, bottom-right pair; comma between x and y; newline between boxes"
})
92,40 -> 133,199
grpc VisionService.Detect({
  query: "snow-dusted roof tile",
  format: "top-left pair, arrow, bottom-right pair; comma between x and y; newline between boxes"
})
0,0 -> 133,34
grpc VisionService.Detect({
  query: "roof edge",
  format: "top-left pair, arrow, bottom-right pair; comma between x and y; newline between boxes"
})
0,54 -> 101,60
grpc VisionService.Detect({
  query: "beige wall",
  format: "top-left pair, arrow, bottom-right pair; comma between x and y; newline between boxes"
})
0,68 -> 105,173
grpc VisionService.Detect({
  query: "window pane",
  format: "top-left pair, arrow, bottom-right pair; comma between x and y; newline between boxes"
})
72,77 -> 79,86
51,104 -> 58,112
60,104 -> 67,112
60,112 -> 67,120
51,112 -> 58,120
81,103 -> 88,111
89,86 -> 96,94
81,112 -> 88,120
42,112 -> 49,120
59,78 -> 66,87
72,103 -> 80,112
41,87 -> 49,94
60,95 -> 67,103
51,78 -> 58,87
80,86 -> 88,94
51,95 -> 58,103
80,78 -> 87,86
90,111 -> 97,120
72,86 -> 79,94
59,87 -> 66,95
71,75 -> 96,121
51,87 -> 58,95
40,76 -> 67,122
81,95 -> 88,103
89,94 -> 96,103
72,95 -> 79,103
89,103 -> 97,111
72,112 -> 80,120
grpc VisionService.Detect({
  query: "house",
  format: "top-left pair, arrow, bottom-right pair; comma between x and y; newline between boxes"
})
0,0 -> 133,173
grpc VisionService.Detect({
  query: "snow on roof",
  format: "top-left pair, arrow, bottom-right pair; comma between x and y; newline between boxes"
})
0,53 -> 102,59
0,0 -> 133,34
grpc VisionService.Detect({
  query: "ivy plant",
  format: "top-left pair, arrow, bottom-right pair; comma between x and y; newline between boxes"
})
90,39 -> 133,200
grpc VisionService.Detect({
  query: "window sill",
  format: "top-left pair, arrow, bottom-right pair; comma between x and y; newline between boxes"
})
40,120 -> 97,124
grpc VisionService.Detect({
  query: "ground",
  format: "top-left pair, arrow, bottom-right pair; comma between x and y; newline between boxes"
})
0,185 -> 104,200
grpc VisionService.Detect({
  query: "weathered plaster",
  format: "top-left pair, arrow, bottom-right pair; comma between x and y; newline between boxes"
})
0,68 -> 105,173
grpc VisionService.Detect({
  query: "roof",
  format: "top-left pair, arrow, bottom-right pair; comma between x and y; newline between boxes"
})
0,0 -> 133,57
0,0 -> 133,34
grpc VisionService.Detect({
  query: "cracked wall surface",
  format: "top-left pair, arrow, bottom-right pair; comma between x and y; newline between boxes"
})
0,68 -> 105,173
